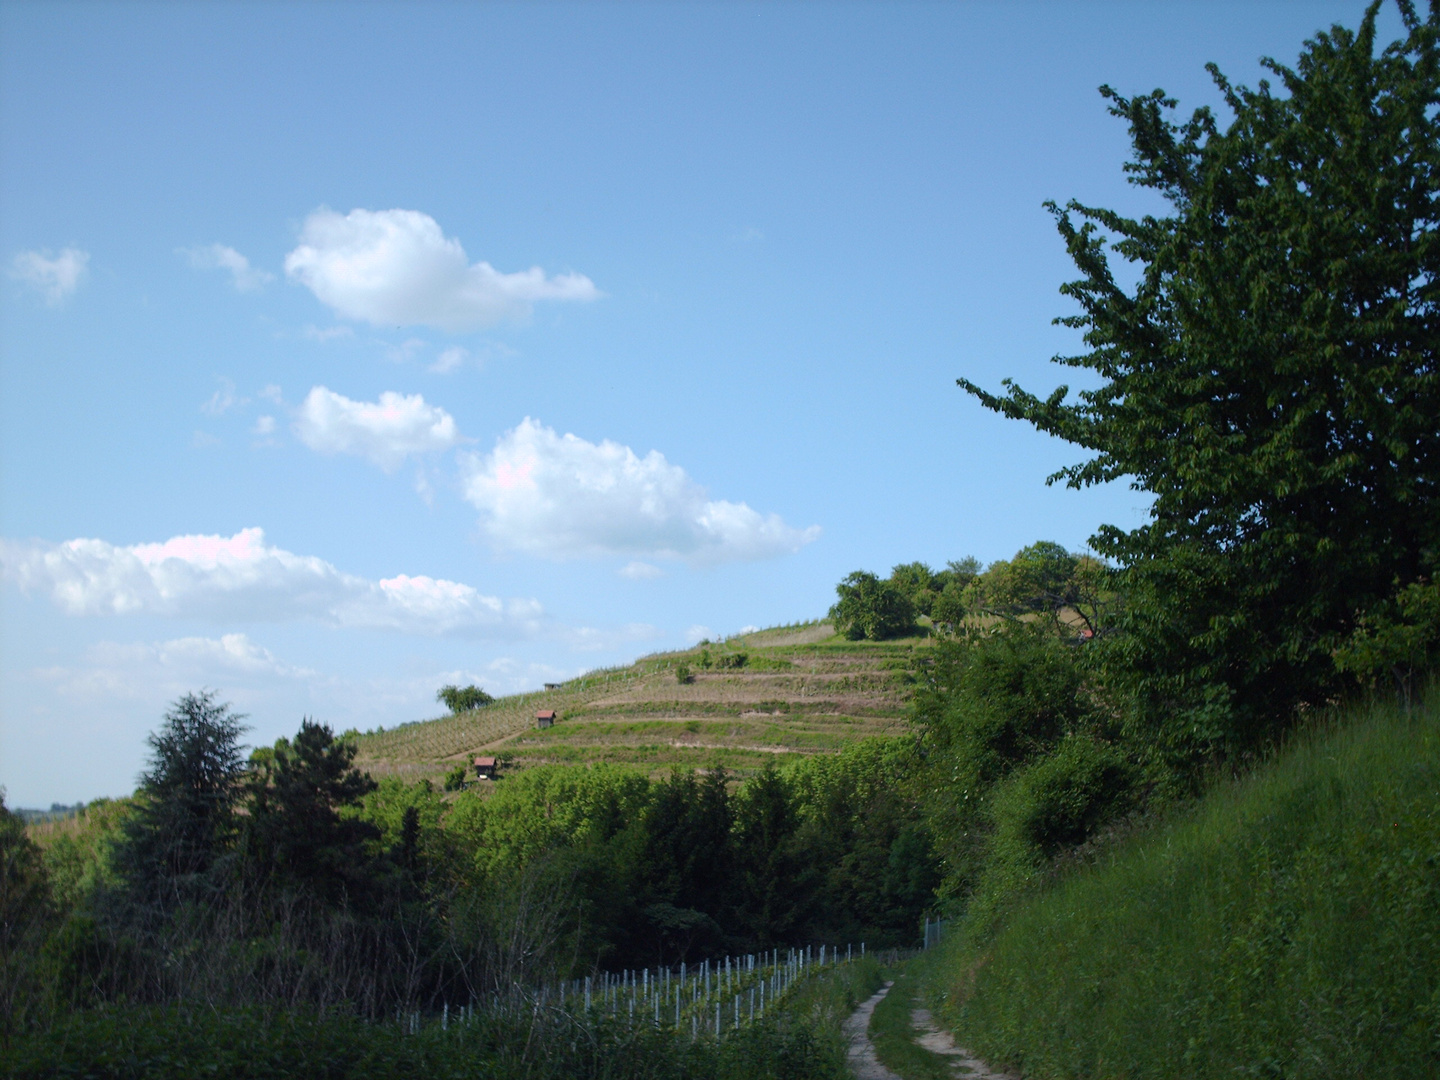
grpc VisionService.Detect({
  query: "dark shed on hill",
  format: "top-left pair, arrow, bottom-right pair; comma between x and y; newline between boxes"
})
473,756 -> 498,780
536,709 -> 557,729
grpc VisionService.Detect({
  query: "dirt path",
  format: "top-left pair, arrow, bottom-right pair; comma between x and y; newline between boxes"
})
841,982 -> 1014,1080
844,982 -> 902,1080
910,1006 -> 1016,1079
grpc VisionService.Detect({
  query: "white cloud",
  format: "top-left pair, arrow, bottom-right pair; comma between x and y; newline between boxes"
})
10,247 -> 88,304
431,346 -> 469,373
180,244 -> 273,292
284,208 -> 599,331
252,415 -> 277,436
294,386 -> 462,472
685,625 -> 713,644
302,324 -> 354,343
201,377 -> 245,416
460,418 -> 820,564
0,527 -> 541,637
36,634 -> 314,707
619,560 -> 665,580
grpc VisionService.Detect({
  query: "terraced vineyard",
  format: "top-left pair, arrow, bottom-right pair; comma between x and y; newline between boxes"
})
352,622 -> 930,784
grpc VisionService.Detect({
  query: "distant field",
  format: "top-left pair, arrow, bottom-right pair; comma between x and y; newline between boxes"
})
352,622 -> 931,783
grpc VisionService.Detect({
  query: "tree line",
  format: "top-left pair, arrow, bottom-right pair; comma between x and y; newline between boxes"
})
0,696 -> 937,1034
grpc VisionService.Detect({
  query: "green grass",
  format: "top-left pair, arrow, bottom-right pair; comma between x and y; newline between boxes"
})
934,689 -> 1440,1080
868,967 -> 959,1080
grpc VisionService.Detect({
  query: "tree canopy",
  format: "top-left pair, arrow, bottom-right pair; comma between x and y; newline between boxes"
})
437,684 -> 494,713
960,1 -> 1440,757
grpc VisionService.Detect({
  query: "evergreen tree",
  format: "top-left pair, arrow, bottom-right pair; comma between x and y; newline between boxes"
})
246,720 -> 380,906
115,691 -> 247,909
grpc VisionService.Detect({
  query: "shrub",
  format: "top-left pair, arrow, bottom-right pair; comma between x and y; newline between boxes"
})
991,738 -> 1135,861
443,764 -> 468,792
676,664 -> 693,685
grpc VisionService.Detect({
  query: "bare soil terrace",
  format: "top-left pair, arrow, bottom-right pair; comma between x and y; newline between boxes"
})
352,622 -> 930,783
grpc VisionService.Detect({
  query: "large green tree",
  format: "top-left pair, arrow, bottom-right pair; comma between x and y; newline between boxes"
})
115,691 -> 248,909
961,2 -> 1440,761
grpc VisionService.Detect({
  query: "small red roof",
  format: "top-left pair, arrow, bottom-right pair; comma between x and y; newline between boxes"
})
536,709 -> 557,720
473,756 -> 497,767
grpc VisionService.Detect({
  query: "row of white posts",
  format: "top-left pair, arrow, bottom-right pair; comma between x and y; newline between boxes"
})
414,942 -> 869,1039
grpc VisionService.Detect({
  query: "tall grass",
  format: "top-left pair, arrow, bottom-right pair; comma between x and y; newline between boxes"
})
933,689 -> 1440,1079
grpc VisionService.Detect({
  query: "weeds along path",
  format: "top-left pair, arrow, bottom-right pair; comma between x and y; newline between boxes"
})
844,982 -> 901,1080
909,1006 -> 1015,1080
857,967 -> 1015,1080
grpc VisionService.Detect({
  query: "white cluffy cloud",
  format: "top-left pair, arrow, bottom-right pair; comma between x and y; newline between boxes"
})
41,633 -> 315,704
284,208 -> 599,331
294,386 -> 463,472
10,247 -> 89,304
0,527 -> 540,637
461,418 -> 820,564
180,244 -> 274,291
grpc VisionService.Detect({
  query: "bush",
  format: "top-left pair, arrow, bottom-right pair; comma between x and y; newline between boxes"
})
829,572 -> 917,641
442,764 -> 468,792
991,738 -> 1135,861
676,664 -> 693,685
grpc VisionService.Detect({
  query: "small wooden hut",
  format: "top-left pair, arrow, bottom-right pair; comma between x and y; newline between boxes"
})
473,756 -> 498,780
536,709 -> 557,729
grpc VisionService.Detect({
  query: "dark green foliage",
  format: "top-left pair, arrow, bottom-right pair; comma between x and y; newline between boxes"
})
1335,574 -> 1440,704
1,795 -> 54,1038
3,1001 -> 848,1080
731,763 -> 812,945
675,664 -> 693,684
441,764 -> 467,792
436,684 -> 493,713
634,770 -> 735,963
114,691 -> 248,910
989,738 -> 1135,861
829,571 -> 917,641
959,3 -> 1440,760
912,622 -> 1111,899
245,720 -> 380,904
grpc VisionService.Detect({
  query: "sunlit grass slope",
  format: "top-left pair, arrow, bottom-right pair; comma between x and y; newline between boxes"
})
353,622 -> 930,784
935,689 -> 1440,1080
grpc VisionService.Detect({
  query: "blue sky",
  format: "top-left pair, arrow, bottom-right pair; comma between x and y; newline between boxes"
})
0,1 -> 1380,806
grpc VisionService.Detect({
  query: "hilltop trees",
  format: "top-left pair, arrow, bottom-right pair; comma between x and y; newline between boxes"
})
830,571 -> 918,640
960,3 -> 1440,757
437,684 -> 494,713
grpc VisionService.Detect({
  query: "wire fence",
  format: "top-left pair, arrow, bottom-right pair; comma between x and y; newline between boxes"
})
398,942 -> 894,1040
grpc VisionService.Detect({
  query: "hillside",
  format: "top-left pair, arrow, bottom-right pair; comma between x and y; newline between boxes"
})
352,621 -> 930,784
930,691 -> 1440,1079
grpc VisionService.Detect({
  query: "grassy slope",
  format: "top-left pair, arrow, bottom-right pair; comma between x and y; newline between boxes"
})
353,623 -> 930,785
933,691 -> 1440,1080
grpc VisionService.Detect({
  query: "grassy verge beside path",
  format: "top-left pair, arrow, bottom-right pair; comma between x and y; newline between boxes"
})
932,690 -> 1440,1080
868,962 -> 960,1080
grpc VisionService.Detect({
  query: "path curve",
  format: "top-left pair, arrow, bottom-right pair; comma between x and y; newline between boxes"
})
910,1006 -> 1017,1080
843,982 -> 901,1080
